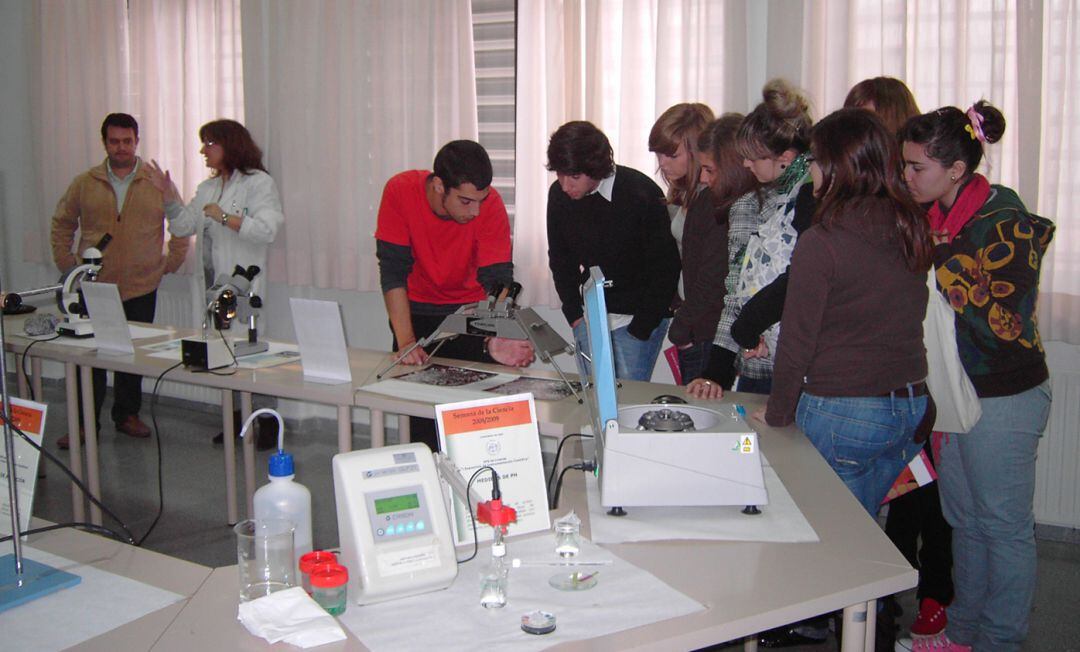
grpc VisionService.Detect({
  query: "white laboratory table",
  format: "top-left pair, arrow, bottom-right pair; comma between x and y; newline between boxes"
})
2,312 -> 383,525
152,386 -> 913,652
5,313 -> 914,650
11,520 -> 212,652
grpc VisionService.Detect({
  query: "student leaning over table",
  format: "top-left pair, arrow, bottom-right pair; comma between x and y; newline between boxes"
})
50,112 -> 191,450
375,140 -> 535,452
894,101 -> 1054,652
147,119 -> 284,451
690,80 -> 816,400
648,103 -> 716,384
679,113 -> 761,401
546,121 -> 681,382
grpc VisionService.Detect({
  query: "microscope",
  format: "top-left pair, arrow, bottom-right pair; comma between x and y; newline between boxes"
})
1,235 -> 112,337
180,265 -> 269,370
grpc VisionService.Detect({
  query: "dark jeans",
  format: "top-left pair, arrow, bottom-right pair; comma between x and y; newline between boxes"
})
79,290 -> 157,427
391,311 -> 495,452
884,439 -> 954,604
677,341 -> 710,385
735,374 -> 772,395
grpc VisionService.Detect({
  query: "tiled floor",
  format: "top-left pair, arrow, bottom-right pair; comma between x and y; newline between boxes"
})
23,382 -> 1080,651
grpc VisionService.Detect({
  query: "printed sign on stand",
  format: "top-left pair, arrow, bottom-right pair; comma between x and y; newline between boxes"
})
435,393 -> 550,546
0,398 -> 47,537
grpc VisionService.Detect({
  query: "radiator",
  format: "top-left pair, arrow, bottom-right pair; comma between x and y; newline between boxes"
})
1035,369 -> 1080,529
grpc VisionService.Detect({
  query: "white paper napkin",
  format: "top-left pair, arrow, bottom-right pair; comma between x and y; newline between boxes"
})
237,587 -> 346,648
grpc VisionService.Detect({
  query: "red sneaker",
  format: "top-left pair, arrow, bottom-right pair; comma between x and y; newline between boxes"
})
911,597 -> 948,637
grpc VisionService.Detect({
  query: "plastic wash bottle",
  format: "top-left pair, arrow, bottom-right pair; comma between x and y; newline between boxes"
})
253,450 -> 313,570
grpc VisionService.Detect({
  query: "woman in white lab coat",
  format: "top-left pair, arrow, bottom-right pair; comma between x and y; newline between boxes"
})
148,119 -> 284,448
150,119 -> 283,328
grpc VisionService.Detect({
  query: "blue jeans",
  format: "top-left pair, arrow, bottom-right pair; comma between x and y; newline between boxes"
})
573,318 -> 670,382
937,382 -> 1051,652
796,391 -> 926,516
677,341 -> 710,385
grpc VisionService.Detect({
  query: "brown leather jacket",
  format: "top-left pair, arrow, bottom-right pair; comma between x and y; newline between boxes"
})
50,158 -> 190,301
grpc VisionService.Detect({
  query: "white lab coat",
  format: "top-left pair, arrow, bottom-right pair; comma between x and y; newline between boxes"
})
167,169 -> 284,330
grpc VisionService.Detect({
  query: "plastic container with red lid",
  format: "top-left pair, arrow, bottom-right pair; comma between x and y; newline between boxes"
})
310,562 -> 349,616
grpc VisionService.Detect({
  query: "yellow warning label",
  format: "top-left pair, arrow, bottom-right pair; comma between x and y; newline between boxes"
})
740,435 -> 755,454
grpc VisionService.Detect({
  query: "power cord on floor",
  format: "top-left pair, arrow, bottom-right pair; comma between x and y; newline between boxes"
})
0,411 -> 135,544
136,360 -> 184,546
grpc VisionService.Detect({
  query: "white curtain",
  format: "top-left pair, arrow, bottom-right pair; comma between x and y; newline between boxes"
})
240,0 -> 479,290
1036,0 -> 1080,342
515,0 -> 749,309
129,0 -> 245,208
801,0 -> 1080,343
29,0 -> 242,273
29,0 -> 130,263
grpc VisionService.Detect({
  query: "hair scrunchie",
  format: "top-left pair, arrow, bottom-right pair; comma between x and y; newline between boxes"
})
965,105 -> 987,143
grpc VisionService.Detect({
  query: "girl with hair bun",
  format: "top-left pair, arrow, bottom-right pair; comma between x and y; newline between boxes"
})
689,79 -> 816,398
897,102 -> 1054,652
649,103 -> 719,383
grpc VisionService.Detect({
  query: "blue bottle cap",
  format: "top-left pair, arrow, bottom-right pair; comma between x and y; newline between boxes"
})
268,451 -> 294,477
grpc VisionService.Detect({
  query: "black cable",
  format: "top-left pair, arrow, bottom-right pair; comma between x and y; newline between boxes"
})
19,335 -> 60,402
457,465 -> 497,565
135,360 -> 183,546
551,463 -> 587,510
0,411 -> 135,544
0,521 -> 130,545
546,433 -> 592,505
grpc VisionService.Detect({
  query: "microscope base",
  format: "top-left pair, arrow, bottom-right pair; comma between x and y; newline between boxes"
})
57,319 -> 94,338
233,340 -> 269,358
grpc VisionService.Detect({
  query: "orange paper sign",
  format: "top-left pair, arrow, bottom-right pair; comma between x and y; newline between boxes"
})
10,403 -> 44,434
441,399 -> 533,436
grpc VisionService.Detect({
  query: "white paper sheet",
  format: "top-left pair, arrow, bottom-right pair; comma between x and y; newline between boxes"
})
50,324 -> 171,348
584,455 -> 819,544
81,282 -> 133,354
0,546 -> 185,651
143,338 -> 300,369
290,297 -> 352,383
337,533 -> 703,652
359,378 -> 493,405
363,364 -> 579,403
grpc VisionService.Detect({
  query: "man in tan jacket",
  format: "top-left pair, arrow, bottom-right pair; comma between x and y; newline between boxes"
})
50,113 -> 190,449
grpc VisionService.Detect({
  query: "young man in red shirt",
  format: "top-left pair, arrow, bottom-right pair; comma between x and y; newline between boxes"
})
376,140 -> 534,448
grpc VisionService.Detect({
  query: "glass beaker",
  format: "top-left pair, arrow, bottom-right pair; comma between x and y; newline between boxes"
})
235,518 -> 295,602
